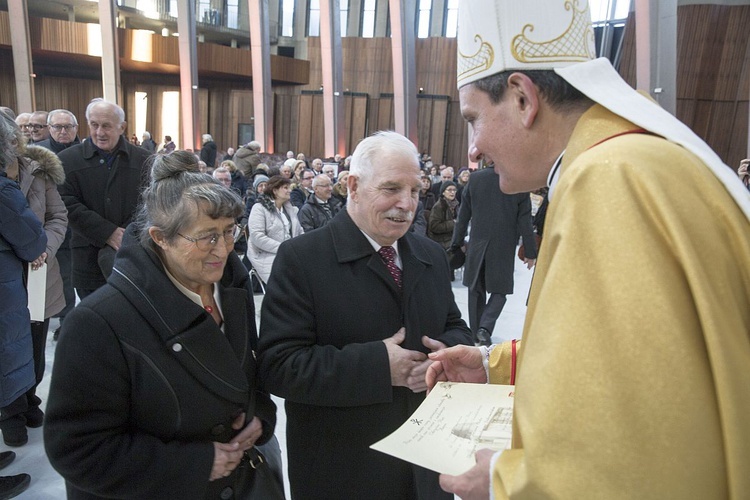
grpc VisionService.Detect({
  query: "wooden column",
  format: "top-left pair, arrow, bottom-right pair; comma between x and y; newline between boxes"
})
635,0 -> 677,115
248,0 -> 274,152
8,0 -> 35,112
98,0 -> 122,104
177,0 -> 201,151
320,0 -> 345,157
389,0 -> 418,144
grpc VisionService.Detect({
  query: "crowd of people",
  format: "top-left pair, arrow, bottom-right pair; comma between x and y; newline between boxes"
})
2,0 -> 750,497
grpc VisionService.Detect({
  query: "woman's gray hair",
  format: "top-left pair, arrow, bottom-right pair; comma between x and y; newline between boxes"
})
0,109 -> 24,172
136,150 -> 244,247
349,131 -> 419,186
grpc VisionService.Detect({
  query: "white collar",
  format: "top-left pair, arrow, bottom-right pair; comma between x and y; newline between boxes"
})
547,151 -> 565,202
360,230 -> 402,270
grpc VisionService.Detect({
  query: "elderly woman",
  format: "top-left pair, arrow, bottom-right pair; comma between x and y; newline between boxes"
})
330,170 -> 348,208
44,151 -> 277,499
247,175 -> 302,284
0,111 -> 67,440
0,112 -> 48,458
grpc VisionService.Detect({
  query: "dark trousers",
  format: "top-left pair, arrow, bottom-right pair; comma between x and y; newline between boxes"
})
54,228 -> 75,323
25,318 -> 50,411
467,265 -> 508,335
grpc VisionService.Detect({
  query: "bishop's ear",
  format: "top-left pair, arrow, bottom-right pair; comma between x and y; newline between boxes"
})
507,73 -> 540,129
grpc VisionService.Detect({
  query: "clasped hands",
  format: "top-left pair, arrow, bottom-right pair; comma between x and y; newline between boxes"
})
383,327 -> 447,393
210,413 -> 263,481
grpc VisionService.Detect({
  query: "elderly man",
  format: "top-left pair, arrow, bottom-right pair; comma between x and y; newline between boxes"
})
259,131 -> 472,499
310,157 -> 323,175
28,111 -> 50,144
321,164 -> 336,181
35,109 -> 80,340
212,166 -> 233,189
36,109 -> 80,153
297,173 -> 340,232
14,113 -> 32,140
140,132 -> 156,153
58,99 -> 150,299
427,1 -> 750,499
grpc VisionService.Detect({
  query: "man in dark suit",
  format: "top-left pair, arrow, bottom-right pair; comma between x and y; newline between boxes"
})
450,167 -> 537,345
59,99 -> 150,299
258,131 -> 472,500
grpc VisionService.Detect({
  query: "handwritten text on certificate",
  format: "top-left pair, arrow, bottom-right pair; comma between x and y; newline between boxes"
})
370,382 -> 514,476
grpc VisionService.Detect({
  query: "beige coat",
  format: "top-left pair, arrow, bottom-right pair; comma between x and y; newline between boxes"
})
490,106 -> 750,498
19,146 -> 68,319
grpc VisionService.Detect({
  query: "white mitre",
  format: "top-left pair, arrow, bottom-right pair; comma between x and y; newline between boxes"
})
457,0 -> 595,87
456,0 -> 750,220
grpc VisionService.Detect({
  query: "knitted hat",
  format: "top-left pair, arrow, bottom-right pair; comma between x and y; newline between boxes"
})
253,174 -> 270,190
440,181 -> 457,195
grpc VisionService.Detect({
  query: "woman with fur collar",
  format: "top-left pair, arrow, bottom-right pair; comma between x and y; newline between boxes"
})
0,111 -> 67,444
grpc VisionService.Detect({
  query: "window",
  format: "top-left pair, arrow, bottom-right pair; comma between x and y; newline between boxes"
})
227,0 -> 239,29
281,0 -> 295,37
340,0 -> 349,37
417,0 -> 431,38
168,0 -> 177,17
589,0 -> 631,25
309,0 -> 321,36
444,0 -> 458,38
361,0 -> 376,38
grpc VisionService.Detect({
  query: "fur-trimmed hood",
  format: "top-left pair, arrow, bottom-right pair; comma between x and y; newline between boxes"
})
22,145 -> 65,185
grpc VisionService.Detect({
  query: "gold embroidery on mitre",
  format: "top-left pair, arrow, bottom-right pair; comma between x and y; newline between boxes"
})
458,35 -> 495,84
511,0 -> 595,63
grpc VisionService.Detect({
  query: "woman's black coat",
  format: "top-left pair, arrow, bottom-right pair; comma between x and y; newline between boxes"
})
44,225 -> 276,499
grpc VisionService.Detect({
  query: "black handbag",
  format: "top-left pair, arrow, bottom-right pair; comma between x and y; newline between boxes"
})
246,437 -> 285,499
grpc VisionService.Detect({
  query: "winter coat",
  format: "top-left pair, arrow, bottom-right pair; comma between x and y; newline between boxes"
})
19,146 -> 68,318
0,173 -> 47,407
428,197 -> 458,250
247,196 -> 302,283
200,140 -> 218,168
44,225 -> 276,499
297,194 -> 341,232
58,136 -> 150,289
232,147 -> 261,177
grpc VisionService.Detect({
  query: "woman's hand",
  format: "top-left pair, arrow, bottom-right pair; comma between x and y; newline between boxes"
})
210,442 -> 242,481
230,412 -> 264,452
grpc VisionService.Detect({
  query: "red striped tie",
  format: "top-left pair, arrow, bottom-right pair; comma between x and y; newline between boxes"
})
378,246 -> 402,288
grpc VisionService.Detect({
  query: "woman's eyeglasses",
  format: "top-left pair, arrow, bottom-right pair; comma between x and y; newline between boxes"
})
178,225 -> 242,251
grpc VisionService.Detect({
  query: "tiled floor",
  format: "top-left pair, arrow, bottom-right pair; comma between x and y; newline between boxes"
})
3,258 -> 534,499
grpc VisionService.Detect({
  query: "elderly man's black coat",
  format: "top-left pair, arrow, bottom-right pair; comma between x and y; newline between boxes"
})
451,168 -> 537,294
44,227 -> 276,499
258,209 -> 472,500
58,136 -> 150,289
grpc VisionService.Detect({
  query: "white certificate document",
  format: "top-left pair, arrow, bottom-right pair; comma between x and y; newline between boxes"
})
370,382 -> 515,476
27,262 -> 47,322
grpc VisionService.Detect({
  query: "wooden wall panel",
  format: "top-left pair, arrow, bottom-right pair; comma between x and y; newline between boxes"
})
619,4 -> 750,168
297,94 -> 315,157
310,95 -> 325,158
0,11 -> 10,46
429,100 -> 448,164
348,95 -> 369,153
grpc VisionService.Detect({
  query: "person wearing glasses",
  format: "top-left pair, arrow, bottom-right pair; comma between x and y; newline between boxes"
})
290,167 -> 314,208
44,150 -> 278,499
27,111 -> 50,144
35,109 -> 80,153
13,113 -> 32,141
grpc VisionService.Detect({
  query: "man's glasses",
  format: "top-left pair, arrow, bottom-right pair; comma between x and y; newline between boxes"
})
21,124 -> 47,130
178,225 -> 242,251
50,124 -> 77,131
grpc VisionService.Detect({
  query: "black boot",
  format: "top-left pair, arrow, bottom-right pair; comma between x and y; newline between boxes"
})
0,474 -> 31,499
0,452 -> 15,471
